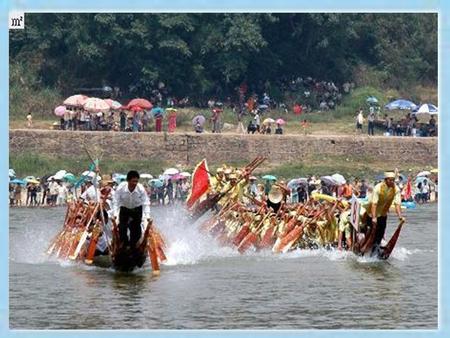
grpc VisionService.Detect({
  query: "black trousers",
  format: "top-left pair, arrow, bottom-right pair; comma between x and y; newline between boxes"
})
365,215 -> 388,246
118,206 -> 142,247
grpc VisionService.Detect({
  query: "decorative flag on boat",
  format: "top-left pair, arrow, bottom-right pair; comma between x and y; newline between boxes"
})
350,194 -> 360,231
186,159 -> 210,209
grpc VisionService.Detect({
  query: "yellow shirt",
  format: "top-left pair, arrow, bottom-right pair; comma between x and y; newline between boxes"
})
368,182 -> 401,217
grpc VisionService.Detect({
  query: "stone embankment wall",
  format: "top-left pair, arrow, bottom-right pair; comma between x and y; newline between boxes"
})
9,129 -> 438,166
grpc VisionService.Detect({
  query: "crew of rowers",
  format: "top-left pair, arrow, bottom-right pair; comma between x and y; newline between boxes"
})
196,166 -> 406,257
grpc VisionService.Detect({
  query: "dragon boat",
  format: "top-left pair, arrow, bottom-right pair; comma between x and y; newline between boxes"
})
186,158 -> 406,260
46,199 -> 167,275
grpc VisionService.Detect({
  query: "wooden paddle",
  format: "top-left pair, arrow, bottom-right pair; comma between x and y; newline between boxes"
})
379,219 -> 406,259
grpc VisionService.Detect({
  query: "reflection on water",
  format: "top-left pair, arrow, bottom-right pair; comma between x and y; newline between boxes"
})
9,204 -> 437,329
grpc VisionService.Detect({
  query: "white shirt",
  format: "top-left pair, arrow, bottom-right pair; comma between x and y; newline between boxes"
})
80,185 -> 100,202
112,182 -> 150,218
58,185 -> 68,198
49,182 -> 59,195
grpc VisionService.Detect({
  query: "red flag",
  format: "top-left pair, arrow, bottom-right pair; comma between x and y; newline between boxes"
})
186,159 -> 210,209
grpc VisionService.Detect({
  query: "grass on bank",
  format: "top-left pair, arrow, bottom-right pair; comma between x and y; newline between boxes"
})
10,152 -> 435,182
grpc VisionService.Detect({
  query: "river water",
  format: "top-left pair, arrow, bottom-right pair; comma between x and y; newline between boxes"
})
9,203 -> 437,329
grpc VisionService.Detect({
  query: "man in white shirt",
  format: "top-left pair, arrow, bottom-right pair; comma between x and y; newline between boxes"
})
48,179 -> 60,206
80,180 -> 101,202
112,171 -> 151,248
57,183 -> 68,206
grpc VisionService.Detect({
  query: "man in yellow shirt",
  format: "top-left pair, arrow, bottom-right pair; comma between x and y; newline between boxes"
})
364,172 -> 405,255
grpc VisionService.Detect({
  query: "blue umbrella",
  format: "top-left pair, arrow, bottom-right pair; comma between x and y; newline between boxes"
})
149,179 -> 164,188
10,178 -> 26,185
385,99 -> 417,111
262,175 -> 277,181
151,107 -> 165,117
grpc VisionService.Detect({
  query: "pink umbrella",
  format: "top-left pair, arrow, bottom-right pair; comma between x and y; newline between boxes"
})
276,118 -> 286,125
54,105 -> 66,117
83,97 -> 110,113
63,94 -> 88,107
171,173 -> 184,180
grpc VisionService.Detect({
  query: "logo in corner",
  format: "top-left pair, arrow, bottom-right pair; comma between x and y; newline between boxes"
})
9,11 -> 25,30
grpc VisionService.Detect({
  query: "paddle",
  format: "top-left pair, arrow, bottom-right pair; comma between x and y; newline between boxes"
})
379,219 -> 406,259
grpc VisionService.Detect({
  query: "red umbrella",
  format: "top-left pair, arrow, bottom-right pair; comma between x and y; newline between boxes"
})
127,98 -> 153,110
130,106 -> 143,112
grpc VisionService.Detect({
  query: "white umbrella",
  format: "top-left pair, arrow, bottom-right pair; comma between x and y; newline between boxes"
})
53,170 -> 67,180
163,168 -> 179,176
180,172 -> 191,178
416,103 -> 438,115
331,173 -> 346,185
416,171 -> 431,177
83,97 -> 110,113
140,173 -> 153,179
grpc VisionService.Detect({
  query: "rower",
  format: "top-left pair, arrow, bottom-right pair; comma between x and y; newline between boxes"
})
112,170 -> 151,249
364,171 -> 406,256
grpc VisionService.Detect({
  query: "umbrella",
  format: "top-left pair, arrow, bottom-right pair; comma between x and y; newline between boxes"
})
149,179 -> 164,188
166,108 -> 177,112
331,173 -> 346,185
192,115 -> 206,126
366,96 -> 378,104
430,168 -> 438,174
54,105 -> 66,117
127,98 -> 153,110
180,172 -> 191,178
415,103 -> 438,115
163,168 -> 179,176
63,173 -> 77,183
24,175 -> 37,182
54,170 -> 67,180
384,99 -> 417,111
171,173 -> 185,180
63,94 -> 88,107
140,173 -> 153,179
263,118 -> 275,125
320,176 -> 337,186
262,175 -> 277,181
276,118 -> 286,125
83,97 -> 110,113
27,179 -> 40,185
112,173 -> 127,183
151,107 -> 165,117
104,99 -> 122,110
9,169 -> 16,178
415,176 -> 430,185
287,178 -> 308,189
10,178 -> 26,185
417,171 -> 431,177
258,104 -> 269,110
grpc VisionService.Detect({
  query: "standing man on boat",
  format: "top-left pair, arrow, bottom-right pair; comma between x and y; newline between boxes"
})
364,172 -> 406,256
112,170 -> 151,249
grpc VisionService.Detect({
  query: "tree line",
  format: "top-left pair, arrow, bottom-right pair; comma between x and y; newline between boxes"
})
10,13 -> 437,104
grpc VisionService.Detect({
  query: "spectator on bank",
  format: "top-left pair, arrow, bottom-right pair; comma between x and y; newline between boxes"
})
254,111 -> 261,133
247,120 -> 257,134
356,109 -> 364,133
26,113 -> 33,128
367,110 -> 375,136
275,123 -> 283,135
